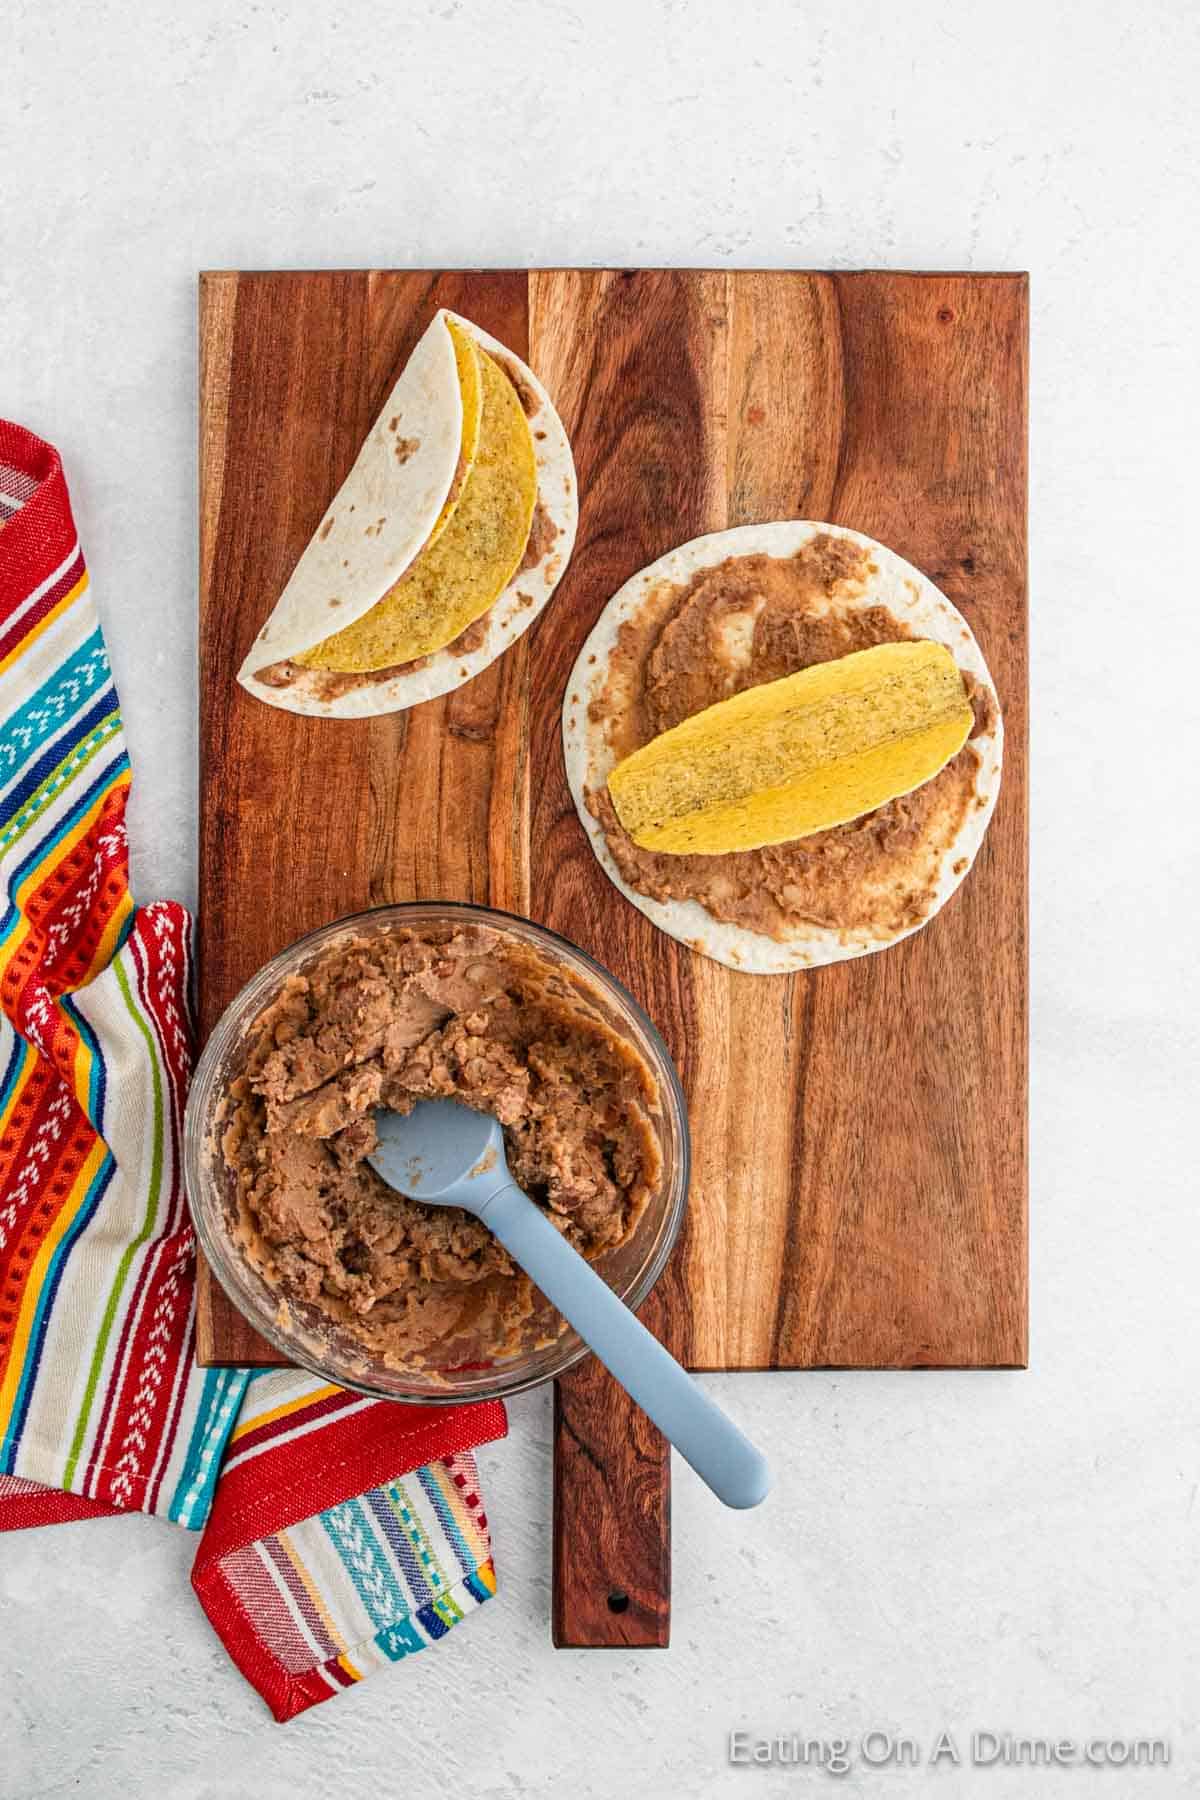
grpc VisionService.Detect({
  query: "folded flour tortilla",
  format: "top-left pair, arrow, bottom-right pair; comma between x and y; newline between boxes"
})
562,522 -> 1003,974
238,311 -> 577,717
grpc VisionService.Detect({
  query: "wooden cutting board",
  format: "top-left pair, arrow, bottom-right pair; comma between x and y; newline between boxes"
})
197,268 -> 1028,1648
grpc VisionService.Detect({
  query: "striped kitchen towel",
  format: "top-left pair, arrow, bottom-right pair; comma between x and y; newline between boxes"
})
0,421 -> 506,1720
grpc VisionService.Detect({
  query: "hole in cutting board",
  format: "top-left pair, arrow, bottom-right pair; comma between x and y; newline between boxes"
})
607,1588 -> 630,1614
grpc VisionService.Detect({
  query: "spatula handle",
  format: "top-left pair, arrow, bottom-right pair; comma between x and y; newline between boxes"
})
479,1182 -> 771,1510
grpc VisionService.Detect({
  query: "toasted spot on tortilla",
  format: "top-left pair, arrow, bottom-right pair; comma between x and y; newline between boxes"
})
298,333 -> 536,673
318,516 -> 335,541
394,436 -> 420,464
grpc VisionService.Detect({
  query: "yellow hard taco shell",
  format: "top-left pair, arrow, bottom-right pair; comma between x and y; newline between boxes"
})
298,322 -> 537,673
237,309 -> 576,718
607,640 -> 975,856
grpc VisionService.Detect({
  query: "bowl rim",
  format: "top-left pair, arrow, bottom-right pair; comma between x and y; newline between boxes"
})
185,899 -> 691,1405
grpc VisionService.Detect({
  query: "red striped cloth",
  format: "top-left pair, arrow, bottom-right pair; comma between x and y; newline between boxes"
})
0,422 -> 507,1719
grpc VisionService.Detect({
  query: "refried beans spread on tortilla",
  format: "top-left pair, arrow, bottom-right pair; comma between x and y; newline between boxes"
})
587,534 -> 997,942
221,925 -> 661,1368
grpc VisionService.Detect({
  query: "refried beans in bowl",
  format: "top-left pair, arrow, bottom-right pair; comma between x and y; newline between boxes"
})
185,903 -> 689,1403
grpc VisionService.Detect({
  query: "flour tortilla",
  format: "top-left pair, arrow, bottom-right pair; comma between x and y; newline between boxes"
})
562,522 -> 1003,974
238,311 -> 577,718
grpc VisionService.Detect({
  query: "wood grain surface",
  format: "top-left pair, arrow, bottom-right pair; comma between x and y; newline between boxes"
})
197,268 -> 1028,1648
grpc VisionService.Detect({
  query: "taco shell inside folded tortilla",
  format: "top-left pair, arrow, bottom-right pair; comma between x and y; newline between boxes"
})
238,310 -> 576,718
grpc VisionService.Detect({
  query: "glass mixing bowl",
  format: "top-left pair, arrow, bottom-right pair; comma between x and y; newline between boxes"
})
185,902 -> 690,1404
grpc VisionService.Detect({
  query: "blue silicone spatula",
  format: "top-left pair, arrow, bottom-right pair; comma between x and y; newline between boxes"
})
369,1098 -> 771,1510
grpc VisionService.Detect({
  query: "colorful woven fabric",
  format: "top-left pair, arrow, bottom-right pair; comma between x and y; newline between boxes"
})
0,421 -> 506,1720
194,1371 -> 498,1715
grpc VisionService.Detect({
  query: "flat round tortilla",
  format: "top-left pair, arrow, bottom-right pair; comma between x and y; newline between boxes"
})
562,522 -> 1003,974
238,311 -> 577,718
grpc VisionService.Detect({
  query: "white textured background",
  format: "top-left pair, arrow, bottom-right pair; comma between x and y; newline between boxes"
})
2,1 -> 1199,1795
